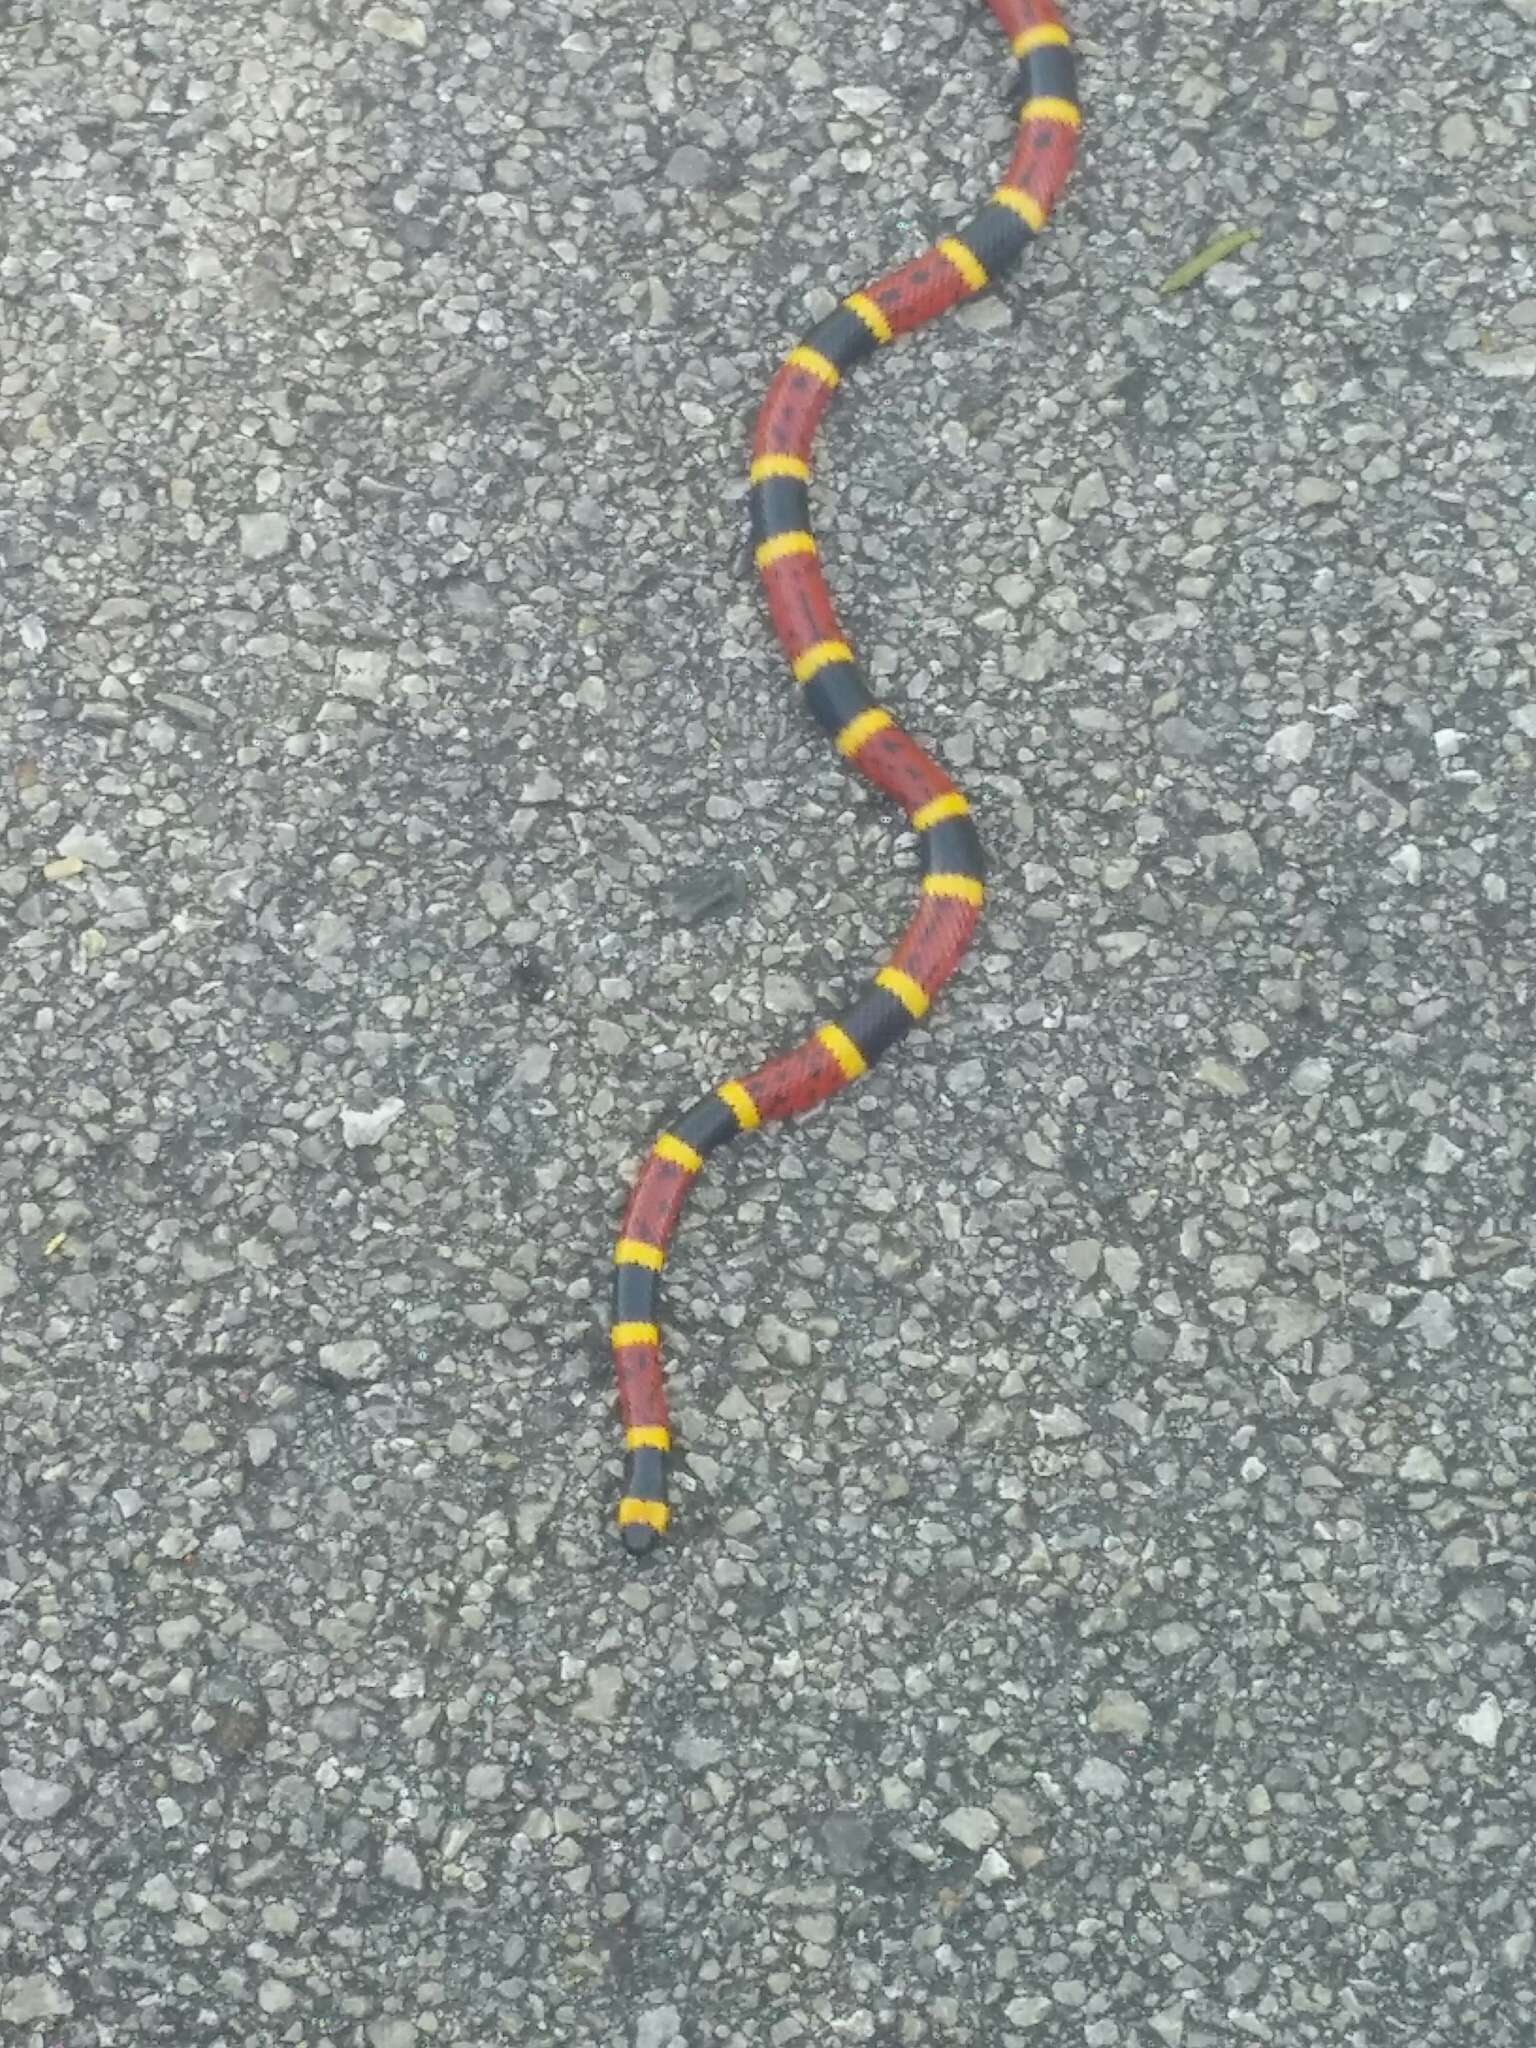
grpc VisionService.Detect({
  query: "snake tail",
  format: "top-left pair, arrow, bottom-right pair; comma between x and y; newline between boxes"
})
609,0 -> 1081,1554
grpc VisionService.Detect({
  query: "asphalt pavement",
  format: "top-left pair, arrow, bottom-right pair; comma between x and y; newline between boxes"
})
3,2 -> 1534,2044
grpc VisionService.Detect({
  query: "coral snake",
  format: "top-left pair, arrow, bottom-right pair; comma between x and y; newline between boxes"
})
609,0 -> 1081,1552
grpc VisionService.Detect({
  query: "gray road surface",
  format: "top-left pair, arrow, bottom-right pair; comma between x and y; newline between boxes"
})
3,2 -> 1534,2044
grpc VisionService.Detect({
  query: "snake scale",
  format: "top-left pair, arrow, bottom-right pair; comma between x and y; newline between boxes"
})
609,0 -> 1081,1552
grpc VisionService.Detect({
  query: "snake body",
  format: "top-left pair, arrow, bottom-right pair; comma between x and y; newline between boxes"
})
610,0 -> 1081,1552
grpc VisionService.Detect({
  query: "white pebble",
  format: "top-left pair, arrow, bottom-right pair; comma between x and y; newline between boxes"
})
1457,1696 -> 1502,1748
239,511 -> 289,560
1265,719 -> 1315,763
1,1767 -> 71,1821
341,1097 -> 405,1148
940,1805 -> 999,1850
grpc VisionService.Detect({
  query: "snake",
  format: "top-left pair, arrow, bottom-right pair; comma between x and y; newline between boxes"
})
608,0 -> 1081,1553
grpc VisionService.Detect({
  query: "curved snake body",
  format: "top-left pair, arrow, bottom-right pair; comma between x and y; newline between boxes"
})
610,0 -> 1081,1552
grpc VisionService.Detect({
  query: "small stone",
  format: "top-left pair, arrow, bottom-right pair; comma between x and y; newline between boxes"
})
821,1813 -> 874,1875
180,1241 -> 232,1282
1006,1994 -> 1052,2028
368,2023 -> 419,2048
2,1767 -> 71,1820
1421,1134 -> 1463,1176
1074,1756 -> 1129,1798
1158,715 -> 1212,757
56,825 -> 122,867
1035,1404 -> 1089,1439
341,1097 -> 406,1147
1295,477 -> 1342,508
1069,469 -> 1110,518
664,144 -> 712,187
1152,1620 -> 1200,1656
1309,1371 -> 1369,1409
1289,1057 -> 1333,1097
2,1976 -> 73,2024
315,1705 -> 362,1743
1265,720 -> 1315,763
335,648 -> 390,699
1465,344 -> 1536,382
574,1664 -> 626,1724
381,1842 -> 424,1890
635,2005 -> 684,2048
1389,844 -> 1423,885
762,970 -> 811,1017
664,866 -> 747,927
247,1426 -> 277,1467
833,84 -> 892,115
466,1763 -> 506,1802
1256,1293 -> 1327,1356
1438,110 -> 1478,159
157,1615 -> 202,1650
1197,828 -> 1261,875
259,1980 -> 296,2014
1211,1252 -> 1264,1293
90,595 -> 150,626
940,1805 -> 999,1850
1457,1696 -> 1502,1749
239,511 -> 289,560
1090,1690 -> 1152,1739
1103,1245 -> 1143,1296
1399,1443 -> 1446,1483
1195,1057 -> 1249,1097
363,5 -> 427,46
673,1730 -> 725,1769
140,1873 -> 179,1912
309,911 -> 354,959
318,1337 -> 382,1382
1056,1237 -> 1101,1279
1402,1290 -> 1457,1350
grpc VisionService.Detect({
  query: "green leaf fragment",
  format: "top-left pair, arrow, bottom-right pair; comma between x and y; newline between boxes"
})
1157,228 -> 1259,296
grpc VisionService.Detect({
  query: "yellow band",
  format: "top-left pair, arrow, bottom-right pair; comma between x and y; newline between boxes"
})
817,1023 -> 867,1082
911,791 -> 970,831
1020,96 -> 1080,129
717,1080 -> 761,1131
993,184 -> 1046,233
844,291 -> 893,345
835,707 -> 892,758
785,345 -> 839,388
937,237 -> 987,294
755,530 -> 817,570
653,1131 -> 703,1172
922,872 -> 984,906
792,639 -> 853,683
625,1426 -> 671,1452
875,967 -> 930,1019
617,1498 -> 669,1531
1012,23 -> 1070,56
750,453 -> 810,484
615,1237 -> 664,1270
611,1322 -> 659,1349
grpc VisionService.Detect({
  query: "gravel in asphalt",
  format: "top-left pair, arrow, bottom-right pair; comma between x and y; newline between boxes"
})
2,2 -> 1534,2044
